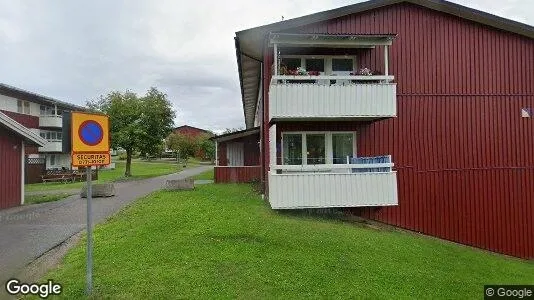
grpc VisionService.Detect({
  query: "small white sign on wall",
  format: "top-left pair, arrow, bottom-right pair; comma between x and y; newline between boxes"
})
521,108 -> 532,118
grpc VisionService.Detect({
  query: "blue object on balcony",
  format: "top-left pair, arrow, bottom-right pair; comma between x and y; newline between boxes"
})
350,155 -> 392,173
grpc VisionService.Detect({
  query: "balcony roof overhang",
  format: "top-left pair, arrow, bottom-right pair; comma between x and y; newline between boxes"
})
269,33 -> 396,48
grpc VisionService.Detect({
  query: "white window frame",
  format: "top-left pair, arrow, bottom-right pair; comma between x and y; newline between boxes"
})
279,55 -> 358,76
281,131 -> 356,165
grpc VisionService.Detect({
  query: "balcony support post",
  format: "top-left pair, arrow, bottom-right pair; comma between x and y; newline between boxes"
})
273,43 -> 278,76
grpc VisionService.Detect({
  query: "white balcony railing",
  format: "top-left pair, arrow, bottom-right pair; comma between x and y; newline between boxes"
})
39,140 -> 62,152
269,76 -> 396,121
268,168 -> 398,209
39,115 -> 62,128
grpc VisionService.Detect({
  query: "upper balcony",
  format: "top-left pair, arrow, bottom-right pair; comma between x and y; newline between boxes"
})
39,115 -> 62,128
268,33 -> 397,122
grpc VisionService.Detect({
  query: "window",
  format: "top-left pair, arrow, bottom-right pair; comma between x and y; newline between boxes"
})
283,134 -> 302,165
306,134 -> 325,164
305,59 -> 324,73
332,59 -> 353,72
50,154 -> 56,166
282,132 -> 355,166
280,58 -> 301,70
332,133 -> 354,164
41,130 -> 62,140
17,100 -> 31,114
40,105 -> 47,115
23,101 -> 30,114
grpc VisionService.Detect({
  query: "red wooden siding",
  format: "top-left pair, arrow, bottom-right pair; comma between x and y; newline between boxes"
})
215,166 -> 261,183
0,130 -> 22,209
0,110 -> 39,128
262,3 -> 534,258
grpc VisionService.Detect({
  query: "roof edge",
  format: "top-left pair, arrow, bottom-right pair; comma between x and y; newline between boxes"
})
236,0 -> 534,40
0,83 -> 86,111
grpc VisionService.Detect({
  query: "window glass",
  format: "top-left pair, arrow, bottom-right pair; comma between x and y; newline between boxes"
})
332,133 -> 354,164
57,132 -> 62,139
306,134 -> 325,164
46,132 -> 51,140
40,132 -> 46,139
50,155 -> 56,165
40,105 -> 47,115
332,59 -> 353,71
283,134 -> 302,165
280,58 -> 301,71
305,59 -> 324,72
17,100 -> 23,113
23,101 -> 30,114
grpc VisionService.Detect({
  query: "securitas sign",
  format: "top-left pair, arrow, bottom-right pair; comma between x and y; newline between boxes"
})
70,111 -> 111,167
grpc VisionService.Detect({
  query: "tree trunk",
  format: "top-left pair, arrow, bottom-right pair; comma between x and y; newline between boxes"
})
125,149 -> 132,177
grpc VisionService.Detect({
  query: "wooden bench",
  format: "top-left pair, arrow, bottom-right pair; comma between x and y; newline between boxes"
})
41,173 -> 76,183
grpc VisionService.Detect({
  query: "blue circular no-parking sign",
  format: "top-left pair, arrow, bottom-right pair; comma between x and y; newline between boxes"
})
78,120 -> 104,146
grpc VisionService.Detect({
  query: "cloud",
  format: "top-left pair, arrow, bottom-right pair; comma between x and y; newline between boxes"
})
0,0 -> 532,132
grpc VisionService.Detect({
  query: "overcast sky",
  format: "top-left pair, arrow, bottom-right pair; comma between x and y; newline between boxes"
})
0,0 -> 532,132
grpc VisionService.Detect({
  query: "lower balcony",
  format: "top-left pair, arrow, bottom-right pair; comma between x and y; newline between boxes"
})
39,140 -> 62,152
268,163 -> 398,209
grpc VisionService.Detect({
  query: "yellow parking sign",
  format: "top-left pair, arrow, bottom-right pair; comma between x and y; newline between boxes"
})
71,111 -> 110,167
71,112 -> 110,153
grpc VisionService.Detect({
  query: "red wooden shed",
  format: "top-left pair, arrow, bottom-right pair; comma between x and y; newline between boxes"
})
0,112 -> 46,209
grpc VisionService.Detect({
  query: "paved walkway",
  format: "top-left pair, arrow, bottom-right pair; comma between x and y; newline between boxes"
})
0,165 -> 213,293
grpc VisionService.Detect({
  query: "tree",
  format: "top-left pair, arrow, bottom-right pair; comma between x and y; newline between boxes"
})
166,133 -> 198,162
198,133 -> 215,161
87,88 -> 175,177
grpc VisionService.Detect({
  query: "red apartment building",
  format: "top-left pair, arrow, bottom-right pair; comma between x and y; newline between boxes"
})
214,0 -> 534,259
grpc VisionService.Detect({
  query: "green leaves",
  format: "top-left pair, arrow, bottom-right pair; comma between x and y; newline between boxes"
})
86,87 -> 176,175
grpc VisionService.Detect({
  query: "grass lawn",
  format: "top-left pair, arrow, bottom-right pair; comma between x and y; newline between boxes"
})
43,184 -> 533,299
191,168 -> 214,180
24,193 -> 74,205
25,160 -> 183,193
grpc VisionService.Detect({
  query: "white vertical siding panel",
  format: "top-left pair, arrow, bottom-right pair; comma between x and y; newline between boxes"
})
268,172 -> 398,209
269,84 -> 397,120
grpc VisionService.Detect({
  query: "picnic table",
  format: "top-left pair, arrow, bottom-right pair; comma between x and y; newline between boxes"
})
41,172 -> 84,183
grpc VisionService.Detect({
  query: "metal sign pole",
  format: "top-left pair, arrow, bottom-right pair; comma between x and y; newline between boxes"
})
86,166 -> 93,295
